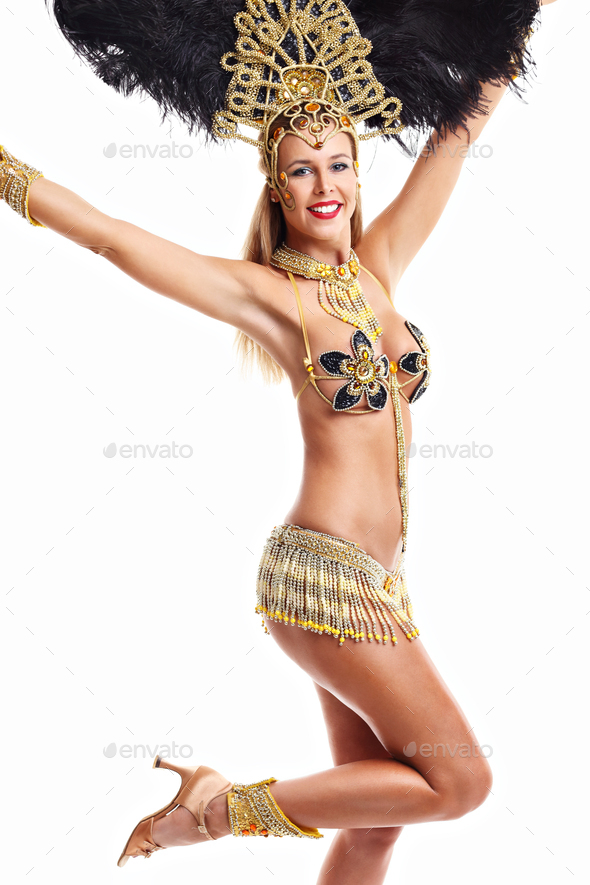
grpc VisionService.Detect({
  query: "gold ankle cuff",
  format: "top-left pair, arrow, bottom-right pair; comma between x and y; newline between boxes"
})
227,778 -> 323,839
0,146 -> 45,227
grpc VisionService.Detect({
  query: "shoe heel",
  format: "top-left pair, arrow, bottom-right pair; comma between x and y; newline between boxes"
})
153,754 -> 200,782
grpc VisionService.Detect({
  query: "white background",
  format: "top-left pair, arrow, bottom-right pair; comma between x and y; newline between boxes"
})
1,2 -> 588,883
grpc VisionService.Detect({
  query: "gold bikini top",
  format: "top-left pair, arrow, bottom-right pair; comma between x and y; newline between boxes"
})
286,266 -> 432,413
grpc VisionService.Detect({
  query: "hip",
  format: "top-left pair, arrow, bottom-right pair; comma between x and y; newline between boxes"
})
254,523 -> 419,648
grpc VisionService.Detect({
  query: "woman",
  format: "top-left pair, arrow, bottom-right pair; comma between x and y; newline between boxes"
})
2,0 -> 556,879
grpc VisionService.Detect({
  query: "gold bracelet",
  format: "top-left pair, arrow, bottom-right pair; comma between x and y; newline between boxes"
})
0,145 -> 45,227
227,777 -> 323,839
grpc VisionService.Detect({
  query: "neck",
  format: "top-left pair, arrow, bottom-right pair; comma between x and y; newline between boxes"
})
282,229 -> 352,266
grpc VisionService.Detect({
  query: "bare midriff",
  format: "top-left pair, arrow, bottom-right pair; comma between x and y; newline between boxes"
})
283,381 -> 412,573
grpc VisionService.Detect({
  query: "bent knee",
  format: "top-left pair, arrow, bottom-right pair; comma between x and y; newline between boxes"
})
440,764 -> 493,821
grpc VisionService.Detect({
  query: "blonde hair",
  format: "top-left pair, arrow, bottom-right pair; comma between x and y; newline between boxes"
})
234,119 -> 363,384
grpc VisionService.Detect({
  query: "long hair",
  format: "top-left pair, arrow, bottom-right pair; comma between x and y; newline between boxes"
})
234,125 -> 363,385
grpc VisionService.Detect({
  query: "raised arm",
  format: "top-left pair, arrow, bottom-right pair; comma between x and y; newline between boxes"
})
361,0 -> 559,291
1,151 -> 271,337
360,78 -> 510,292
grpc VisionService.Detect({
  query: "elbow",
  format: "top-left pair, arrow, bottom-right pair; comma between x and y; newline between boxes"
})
84,244 -> 115,258
79,214 -> 125,258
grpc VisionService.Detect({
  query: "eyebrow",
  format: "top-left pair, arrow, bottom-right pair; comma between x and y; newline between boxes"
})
285,152 -> 351,170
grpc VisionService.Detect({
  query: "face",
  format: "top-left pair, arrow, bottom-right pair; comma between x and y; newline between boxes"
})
270,123 -> 357,240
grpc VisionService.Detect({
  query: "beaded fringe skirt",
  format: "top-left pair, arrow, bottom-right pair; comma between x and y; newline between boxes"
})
255,524 -> 420,647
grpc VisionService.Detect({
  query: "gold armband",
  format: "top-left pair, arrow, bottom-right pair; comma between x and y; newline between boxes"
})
0,145 -> 45,227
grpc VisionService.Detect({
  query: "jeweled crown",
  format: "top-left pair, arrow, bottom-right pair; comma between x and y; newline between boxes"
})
211,0 -> 404,210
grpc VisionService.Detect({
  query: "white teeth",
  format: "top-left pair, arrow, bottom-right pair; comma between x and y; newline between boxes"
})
309,204 -> 340,214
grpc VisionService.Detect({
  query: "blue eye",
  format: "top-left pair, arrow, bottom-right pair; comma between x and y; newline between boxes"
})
292,162 -> 349,176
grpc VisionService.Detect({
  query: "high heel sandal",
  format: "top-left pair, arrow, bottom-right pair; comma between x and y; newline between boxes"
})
116,754 -> 234,867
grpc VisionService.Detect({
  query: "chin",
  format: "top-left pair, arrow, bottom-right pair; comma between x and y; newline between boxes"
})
302,208 -> 352,233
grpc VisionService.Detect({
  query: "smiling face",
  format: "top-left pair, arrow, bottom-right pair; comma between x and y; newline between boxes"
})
269,121 -> 358,246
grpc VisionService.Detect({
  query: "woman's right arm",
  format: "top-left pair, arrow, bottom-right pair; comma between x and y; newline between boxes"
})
25,176 -> 269,332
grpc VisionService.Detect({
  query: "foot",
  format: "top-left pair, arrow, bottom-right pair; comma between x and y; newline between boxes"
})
152,794 -> 232,848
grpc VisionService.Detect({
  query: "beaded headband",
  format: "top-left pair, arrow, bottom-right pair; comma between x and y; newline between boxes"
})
211,0 -> 404,211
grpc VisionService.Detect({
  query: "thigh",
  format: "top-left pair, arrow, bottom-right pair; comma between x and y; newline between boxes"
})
264,616 -> 492,797
313,680 -> 393,766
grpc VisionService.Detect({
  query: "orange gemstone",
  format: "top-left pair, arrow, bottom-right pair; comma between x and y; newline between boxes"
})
338,267 -> 346,275
342,116 -> 351,127
261,829 -> 268,835
280,172 -> 286,180
273,127 -> 284,140
305,102 -> 320,112
285,192 -> 292,199
313,142 -> 323,150
242,829 -> 250,835
298,118 -> 309,128
250,824 -> 257,832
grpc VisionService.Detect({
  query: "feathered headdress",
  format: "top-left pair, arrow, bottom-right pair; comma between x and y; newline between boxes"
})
48,0 -> 540,207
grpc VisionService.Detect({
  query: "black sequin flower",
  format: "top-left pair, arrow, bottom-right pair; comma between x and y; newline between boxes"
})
317,329 -> 390,411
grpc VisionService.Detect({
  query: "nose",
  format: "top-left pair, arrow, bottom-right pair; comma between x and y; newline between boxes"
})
315,165 -> 334,195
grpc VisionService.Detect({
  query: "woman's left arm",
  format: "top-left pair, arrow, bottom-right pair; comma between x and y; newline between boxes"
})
362,0 -> 557,290
361,78 -> 509,290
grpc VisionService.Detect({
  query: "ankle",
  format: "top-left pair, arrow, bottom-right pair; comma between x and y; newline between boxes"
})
205,794 -> 232,840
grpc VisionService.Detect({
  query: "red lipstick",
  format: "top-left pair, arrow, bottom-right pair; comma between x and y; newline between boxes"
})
307,200 -> 342,219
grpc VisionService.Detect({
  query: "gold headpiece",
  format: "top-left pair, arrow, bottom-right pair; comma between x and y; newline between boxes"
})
212,0 -> 404,211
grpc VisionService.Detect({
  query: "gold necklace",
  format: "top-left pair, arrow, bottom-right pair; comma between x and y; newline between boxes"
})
270,243 -> 383,343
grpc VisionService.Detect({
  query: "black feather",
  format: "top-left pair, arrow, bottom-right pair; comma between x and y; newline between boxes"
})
47,0 -> 540,155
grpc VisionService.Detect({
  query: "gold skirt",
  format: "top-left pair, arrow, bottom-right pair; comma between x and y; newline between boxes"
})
255,524 -> 420,647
